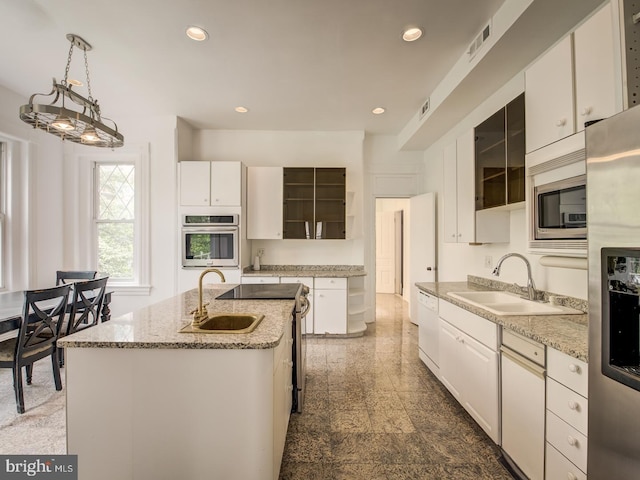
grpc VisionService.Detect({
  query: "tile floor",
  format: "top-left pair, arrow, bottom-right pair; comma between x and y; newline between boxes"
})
279,293 -> 514,480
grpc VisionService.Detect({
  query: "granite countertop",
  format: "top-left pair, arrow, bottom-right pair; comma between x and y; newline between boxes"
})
58,285 -> 295,350
416,278 -> 589,362
242,264 -> 366,278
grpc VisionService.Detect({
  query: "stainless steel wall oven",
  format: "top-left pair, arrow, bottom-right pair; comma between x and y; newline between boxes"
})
181,214 -> 239,268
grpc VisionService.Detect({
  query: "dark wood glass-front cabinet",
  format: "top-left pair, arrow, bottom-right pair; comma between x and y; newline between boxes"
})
283,167 -> 345,239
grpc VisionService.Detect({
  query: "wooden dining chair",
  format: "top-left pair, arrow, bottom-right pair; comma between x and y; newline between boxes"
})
0,284 -> 71,414
56,270 -> 97,285
57,277 -> 108,367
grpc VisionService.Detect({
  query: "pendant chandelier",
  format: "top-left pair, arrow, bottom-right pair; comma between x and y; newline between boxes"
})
19,34 -> 124,148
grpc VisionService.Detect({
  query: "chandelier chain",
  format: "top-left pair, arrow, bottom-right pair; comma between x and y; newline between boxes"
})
62,42 -> 74,87
83,48 -> 94,103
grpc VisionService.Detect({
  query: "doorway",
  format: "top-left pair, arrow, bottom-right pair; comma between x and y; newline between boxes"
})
375,198 -> 410,297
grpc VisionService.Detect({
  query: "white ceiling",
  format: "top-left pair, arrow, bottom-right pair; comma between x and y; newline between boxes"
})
0,0 -> 612,150
0,0 -> 508,137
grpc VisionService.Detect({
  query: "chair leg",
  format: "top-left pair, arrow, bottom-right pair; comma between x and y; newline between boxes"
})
13,367 -> 25,414
58,347 -> 65,368
26,364 -> 33,385
52,352 -> 63,391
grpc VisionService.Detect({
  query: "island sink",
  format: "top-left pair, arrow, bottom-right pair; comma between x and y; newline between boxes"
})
180,313 -> 265,333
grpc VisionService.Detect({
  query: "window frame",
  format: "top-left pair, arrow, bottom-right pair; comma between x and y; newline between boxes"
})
80,144 -> 150,294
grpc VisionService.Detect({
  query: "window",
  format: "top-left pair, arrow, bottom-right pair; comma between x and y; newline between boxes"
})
95,163 -> 135,281
84,145 -> 149,292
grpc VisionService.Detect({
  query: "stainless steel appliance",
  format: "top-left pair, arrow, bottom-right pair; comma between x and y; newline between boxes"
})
586,105 -> 640,479
526,133 -> 587,256
216,282 -> 311,413
181,214 -> 239,267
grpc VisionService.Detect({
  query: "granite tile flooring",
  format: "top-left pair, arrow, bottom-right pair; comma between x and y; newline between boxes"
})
279,293 -> 514,480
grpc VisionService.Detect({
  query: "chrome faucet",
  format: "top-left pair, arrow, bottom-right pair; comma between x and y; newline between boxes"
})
193,268 -> 226,325
492,253 -> 541,301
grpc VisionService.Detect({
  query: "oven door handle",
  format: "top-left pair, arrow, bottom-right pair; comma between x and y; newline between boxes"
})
299,295 -> 311,319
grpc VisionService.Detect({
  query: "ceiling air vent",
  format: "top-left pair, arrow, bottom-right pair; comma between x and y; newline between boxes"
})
468,22 -> 491,60
419,97 -> 430,119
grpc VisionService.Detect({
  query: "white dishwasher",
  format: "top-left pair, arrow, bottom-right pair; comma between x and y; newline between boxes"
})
417,289 -> 439,378
501,329 -> 546,480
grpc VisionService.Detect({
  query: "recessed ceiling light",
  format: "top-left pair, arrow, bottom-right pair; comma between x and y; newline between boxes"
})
402,27 -> 423,42
186,26 -> 209,41
372,107 -> 386,115
234,106 -> 249,113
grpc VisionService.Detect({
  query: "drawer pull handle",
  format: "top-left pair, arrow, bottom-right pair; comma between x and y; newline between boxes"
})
568,364 -> 580,374
556,118 -> 567,127
567,473 -> 578,480
567,435 -> 578,447
568,400 -> 580,411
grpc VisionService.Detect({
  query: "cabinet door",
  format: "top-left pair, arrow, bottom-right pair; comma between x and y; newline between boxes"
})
442,141 -> 458,243
525,36 -> 574,153
247,167 -> 283,239
461,332 -> 500,443
314,288 -> 347,334
438,319 -> 464,403
210,162 -> 242,206
180,161 -> 211,206
574,2 -> 618,131
456,129 -> 476,243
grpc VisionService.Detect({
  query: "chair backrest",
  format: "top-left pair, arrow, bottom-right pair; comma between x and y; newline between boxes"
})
16,284 -> 71,364
66,277 -> 109,336
56,270 -> 97,286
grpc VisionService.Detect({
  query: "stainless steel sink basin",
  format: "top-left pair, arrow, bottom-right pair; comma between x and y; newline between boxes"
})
447,291 -> 583,316
179,313 -> 265,333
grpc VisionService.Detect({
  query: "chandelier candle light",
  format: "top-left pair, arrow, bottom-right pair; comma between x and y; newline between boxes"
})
19,34 -> 124,148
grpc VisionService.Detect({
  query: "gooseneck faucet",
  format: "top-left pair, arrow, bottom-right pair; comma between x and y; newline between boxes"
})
492,253 -> 540,301
193,268 -> 226,325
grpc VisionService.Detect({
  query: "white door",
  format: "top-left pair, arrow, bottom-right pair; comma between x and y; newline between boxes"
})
409,192 -> 436,323
376,211 -> 396,294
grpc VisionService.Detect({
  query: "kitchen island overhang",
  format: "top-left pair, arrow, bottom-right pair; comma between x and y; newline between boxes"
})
58,285 -> 296,480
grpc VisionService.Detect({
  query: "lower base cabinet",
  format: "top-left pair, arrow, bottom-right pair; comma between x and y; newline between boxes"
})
438,300 -> 500,444
314,279 -> 348,334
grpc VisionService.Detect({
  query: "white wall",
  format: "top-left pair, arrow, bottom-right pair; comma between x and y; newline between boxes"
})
421,74 -> 588,299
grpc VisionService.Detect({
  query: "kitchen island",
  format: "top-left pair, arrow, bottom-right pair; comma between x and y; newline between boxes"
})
58,285 -> 296,480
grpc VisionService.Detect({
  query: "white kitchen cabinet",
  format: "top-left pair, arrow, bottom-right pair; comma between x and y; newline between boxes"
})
545,347 -> 589,478
179,161 -> 242,206
417,289 -> 439,378
272,313 -> 293,479
347,275 -> 366,335
443,130 -> 509,244
438,300 -> 500,444
210,161 -> 242,206
247,167 -> 284,239
525,3 -> 619,153
241,276 -> 280,284
179,161 -> 211,206
314,277 -> 347,335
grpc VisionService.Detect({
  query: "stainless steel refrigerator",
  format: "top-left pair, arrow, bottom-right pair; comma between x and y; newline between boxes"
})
586,104 -> 640,479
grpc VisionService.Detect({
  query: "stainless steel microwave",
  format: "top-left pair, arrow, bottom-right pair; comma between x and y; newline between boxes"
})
181,215 -> 239,267
533,174 -> 586,240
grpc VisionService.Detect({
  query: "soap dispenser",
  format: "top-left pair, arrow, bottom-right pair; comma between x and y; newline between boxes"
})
253,255 -> 261,271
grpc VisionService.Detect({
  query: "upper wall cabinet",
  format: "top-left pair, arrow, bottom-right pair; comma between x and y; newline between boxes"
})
525,3 -> 619,153
179,161 -> 242,206
443,129 -> 509,244
283,167 -> 346,240
474,93 -> 525,211
247,166 -> 284,240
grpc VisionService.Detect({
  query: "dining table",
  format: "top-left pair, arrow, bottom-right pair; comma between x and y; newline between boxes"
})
0,288 -> 112,335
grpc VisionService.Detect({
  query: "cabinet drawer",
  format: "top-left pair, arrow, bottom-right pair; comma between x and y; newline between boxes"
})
314,277 -> 347,290
439,300 -> 499,350
547,377 -> 588,435
546,442 -> 586,480
241,276 -> 280,284
546,411 -> 588,473
547,348 -> 588,397
280,277 -> 314,288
